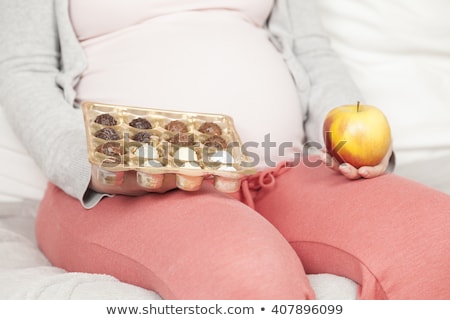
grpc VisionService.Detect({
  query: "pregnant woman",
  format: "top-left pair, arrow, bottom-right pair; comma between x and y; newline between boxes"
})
1,0 -> 449,299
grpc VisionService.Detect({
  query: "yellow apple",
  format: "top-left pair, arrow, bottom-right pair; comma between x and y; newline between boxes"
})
323,102 -> 391,168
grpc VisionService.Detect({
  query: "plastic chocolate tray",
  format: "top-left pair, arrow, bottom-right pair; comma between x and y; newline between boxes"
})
81,101 -> 255,193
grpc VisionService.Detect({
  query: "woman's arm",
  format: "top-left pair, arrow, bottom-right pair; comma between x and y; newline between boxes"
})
268,0 -> 362,144
0,0 -> 177,205
268,0 -> 394,178
0,0 -> 95,205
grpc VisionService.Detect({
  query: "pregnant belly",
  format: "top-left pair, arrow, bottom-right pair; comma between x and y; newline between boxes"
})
75,11 -> 304,168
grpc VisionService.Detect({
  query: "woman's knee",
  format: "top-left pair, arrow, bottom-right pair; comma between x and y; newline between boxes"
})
163,206 -> 315,299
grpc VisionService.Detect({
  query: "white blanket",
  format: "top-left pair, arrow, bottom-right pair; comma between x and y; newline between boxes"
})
0,200 -> 161,299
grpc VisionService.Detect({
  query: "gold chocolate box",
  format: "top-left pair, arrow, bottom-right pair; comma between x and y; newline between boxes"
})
81,101 -> 255,193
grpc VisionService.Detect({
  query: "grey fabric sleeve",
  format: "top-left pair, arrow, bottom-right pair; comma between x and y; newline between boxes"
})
268,0 -> 395,171
0,0 -> 106,208
268,0 -> 363,146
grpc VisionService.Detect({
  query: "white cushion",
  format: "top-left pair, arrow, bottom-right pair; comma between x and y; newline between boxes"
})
0,108 -> 47,202
317,0 -> 450,166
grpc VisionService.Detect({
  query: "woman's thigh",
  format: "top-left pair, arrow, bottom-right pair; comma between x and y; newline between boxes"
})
36,182 -> 314,299
255,163 -> 450,299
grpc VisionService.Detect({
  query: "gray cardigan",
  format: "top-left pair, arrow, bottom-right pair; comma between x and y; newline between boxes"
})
0,0 -> 361,208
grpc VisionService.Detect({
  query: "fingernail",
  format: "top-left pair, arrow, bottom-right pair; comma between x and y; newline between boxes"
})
339,163 -> 349,171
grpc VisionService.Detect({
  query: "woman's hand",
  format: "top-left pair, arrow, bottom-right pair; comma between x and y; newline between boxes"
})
89,169 -> 178,195
321,144 -> 393,180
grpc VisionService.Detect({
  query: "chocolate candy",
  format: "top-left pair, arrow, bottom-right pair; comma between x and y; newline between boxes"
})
95,127 -> 121,140
96,141 -> 122,156
169,132 -> 195,146
204,136 -> 227,149
94,113 -> 117,126
165,120 -> 188,133
131,131 -> 156,143
129,117 -> 152,129
198,122 -> 222,135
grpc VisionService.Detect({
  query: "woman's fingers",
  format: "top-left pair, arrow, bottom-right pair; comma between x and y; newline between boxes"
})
321,145 -> 393,180
338,163 -> 362,180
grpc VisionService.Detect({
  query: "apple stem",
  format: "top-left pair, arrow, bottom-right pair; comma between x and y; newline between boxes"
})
357,101 -> 360,112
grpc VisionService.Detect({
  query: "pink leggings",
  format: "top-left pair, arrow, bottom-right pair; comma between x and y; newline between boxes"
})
36,162 -> 450,299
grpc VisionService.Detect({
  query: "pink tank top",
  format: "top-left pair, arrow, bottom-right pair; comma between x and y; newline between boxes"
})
70,0 -> 304,168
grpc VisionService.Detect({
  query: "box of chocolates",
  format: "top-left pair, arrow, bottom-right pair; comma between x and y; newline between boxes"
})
81,101 -> 255,193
